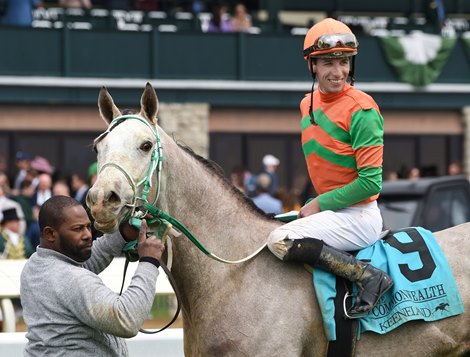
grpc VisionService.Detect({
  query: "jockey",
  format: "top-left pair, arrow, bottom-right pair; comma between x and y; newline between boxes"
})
267,18 -> 393,317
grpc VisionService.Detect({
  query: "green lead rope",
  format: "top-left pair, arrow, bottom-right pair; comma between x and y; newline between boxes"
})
123,201 -> 266,265
142,202 -> 211,255
122,202 -> 210,262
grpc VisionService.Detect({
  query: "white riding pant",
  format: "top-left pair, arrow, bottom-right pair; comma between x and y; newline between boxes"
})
267,201 -> 383,260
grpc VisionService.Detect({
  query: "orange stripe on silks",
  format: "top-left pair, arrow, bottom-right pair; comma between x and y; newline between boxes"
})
301,125 -> 316,146
355,145 -> 383,168
305,152 -> 357,195
319,104 -> 354,132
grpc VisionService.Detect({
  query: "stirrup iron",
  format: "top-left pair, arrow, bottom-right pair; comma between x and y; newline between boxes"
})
343,292 -> 367,319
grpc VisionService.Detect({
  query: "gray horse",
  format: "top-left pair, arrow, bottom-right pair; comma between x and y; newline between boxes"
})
87,83 -> 470,356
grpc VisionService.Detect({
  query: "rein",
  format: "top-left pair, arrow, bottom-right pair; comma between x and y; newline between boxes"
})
99,114 -> 266,333
141,202 -> 267,264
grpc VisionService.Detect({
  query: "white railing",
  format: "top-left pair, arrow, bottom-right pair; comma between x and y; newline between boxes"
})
0,257 -> 176,332
0,329 -> 184,356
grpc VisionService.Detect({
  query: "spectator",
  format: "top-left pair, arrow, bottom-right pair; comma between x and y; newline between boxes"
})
87,162 -> 98,186
252,173 -> 283,215
0,208 -> 34,259
0,172 -> 11,196
424,0 -> 446,33
2,0 -> 43,27
408,167 -> 421,180
0,155 -> 6,174
384,171 -> 399,181
230,3 -> 251,32
13,151 -> 32,195
32,173 -> 53,208
11,180 -> 35,231
0,176 -> 27,235
30,156 -> 54,176
58,0 -> 92,9
13,180 -> 40,248
207,3 -> 232,32
230,165 -> 247,194
71,172 -> 89,205
260,154 -> 280,196
448,161 -> 462,176
52,179 -> 71,197
192,0 -> 204,13
243,169 -> 257,198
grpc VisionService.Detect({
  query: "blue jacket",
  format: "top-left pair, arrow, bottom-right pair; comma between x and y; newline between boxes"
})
3,0 -> 40,27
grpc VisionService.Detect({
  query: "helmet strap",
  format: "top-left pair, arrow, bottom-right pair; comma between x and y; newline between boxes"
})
309,58 -> 317,125
349,56 -> 356,86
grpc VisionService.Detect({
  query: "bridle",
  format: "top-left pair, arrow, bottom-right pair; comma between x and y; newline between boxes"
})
96,114 -> 179,334
95,114 -> 267,333
97,114 -> 163,222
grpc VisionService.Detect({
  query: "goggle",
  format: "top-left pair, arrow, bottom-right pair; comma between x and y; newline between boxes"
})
303,33 -> 358,57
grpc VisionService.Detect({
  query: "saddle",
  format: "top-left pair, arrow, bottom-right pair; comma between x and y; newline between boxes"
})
313,227 -> 464,356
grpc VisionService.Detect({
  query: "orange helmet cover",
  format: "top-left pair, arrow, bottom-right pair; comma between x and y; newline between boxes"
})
303,18 -> 358,59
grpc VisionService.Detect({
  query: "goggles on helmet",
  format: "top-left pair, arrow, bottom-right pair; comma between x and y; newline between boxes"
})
303,33 -> 358,57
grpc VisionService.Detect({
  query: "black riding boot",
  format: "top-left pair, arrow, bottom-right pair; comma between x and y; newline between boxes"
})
284,238 -> 393,318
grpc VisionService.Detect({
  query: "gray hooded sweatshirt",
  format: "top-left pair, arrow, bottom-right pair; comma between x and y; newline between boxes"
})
20,232 -> 159,356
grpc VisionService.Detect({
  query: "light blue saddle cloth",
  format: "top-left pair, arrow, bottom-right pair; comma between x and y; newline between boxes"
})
313,227 -> 465,341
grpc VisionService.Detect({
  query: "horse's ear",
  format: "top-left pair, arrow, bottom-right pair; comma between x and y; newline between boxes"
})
98,86 -> 122,125
139,82 -> 159,124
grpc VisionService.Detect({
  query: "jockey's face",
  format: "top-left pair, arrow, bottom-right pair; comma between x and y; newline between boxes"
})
312,57 -> 350,94
54,205 -> 93,262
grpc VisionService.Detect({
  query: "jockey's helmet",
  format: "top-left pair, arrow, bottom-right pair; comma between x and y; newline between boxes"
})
303,18 -> 358,59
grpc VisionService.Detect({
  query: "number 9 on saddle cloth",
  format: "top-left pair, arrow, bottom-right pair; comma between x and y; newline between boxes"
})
313,227 -> 464,340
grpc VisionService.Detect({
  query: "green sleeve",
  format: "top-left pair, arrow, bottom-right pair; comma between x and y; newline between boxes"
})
318,108 -> 383,211
318,166 -> 382,211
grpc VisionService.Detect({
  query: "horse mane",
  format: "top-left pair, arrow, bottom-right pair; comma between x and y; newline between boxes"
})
178,144 -> 276,220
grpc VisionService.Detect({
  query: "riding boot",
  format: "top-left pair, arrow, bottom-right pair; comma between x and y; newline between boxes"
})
283,238 -> 393,318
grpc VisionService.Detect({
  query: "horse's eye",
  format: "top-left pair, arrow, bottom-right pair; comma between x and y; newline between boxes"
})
140,141 -> 153,152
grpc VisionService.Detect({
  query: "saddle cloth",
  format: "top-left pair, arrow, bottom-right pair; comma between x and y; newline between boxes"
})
313,227 -> 465,341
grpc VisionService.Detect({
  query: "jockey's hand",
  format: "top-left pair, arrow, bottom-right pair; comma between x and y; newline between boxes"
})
298,197 -> 321,218
137,220 -> 165,261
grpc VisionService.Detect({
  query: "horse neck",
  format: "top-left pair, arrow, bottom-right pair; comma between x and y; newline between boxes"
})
156,133 -> 279,298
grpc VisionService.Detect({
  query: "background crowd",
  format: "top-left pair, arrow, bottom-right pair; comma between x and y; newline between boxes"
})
229,154 -> 315,217
1,0 -> 255,32
0,151 -> 98,260
0,146 -> 463,261
0,149 -> 303,260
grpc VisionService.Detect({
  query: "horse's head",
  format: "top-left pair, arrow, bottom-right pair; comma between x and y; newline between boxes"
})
86,82 -> 160,233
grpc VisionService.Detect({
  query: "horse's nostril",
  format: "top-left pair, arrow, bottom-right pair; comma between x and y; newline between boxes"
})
107,191 -> 121,205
